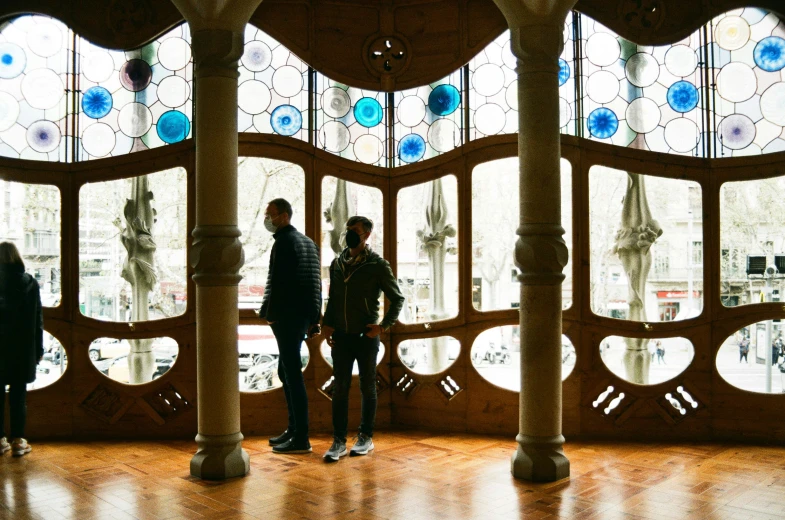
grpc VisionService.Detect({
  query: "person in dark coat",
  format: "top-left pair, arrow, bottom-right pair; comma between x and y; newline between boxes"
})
258,198 -> 321,454
0,242 -> 43,457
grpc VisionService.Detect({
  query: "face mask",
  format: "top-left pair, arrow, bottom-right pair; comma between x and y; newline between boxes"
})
345,229 -> 363,249
264,216 -> 278,233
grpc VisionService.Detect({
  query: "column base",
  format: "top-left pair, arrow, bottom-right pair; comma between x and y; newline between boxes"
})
190,432 -> 250,480
511,434 -> 569,482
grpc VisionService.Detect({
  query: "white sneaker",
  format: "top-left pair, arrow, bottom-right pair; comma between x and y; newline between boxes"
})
0,437 -> 10,454
11,438 -> 31,457
324,439 -> 347,462
349,433 -> 374,456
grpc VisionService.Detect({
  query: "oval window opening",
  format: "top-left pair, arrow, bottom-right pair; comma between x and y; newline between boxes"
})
398,336 -> 459,375
239,325 -> 310,392
600,335 -> 694,385
90,337 -> 178,385
717,323 -> 784,394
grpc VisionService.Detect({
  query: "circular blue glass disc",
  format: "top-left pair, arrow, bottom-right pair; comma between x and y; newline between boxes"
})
587,107 -> 618,139
82,86 -> 113,119
667,81 -> 699,113
428,84 -> 461,116
26,120 -> 61,153
354,97 -> 384,127
398,134 -> 426,163
0,43 -> 27,79
558,58 -> 570,86
754,36 -> 785,72
156,110 -> 190,144
270,105 -> 303,136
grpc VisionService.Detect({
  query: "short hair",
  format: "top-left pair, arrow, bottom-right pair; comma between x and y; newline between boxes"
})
346,215 -> 373,233
268,198 -> 293,218
0,242 -> 25,270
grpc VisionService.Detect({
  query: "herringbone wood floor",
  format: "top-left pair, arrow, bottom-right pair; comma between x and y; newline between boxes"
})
2,432 -> 785,519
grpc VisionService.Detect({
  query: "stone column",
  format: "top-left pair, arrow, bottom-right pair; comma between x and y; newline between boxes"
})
492,0 -> 574,479
188,29 -> 249,480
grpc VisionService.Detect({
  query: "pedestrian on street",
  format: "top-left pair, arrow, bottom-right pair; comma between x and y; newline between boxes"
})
258,199 -> 322,454
655,341 -> 666,364
739,336 -> 750,363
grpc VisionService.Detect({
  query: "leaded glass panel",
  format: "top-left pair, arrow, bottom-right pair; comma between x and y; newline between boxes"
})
240,26 -> 309,142
0,15 -> 70,161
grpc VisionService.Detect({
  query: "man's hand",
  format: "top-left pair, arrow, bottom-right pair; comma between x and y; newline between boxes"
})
365,324 -> 382,338
322,325 -> 335,346
307,324 -> 321,339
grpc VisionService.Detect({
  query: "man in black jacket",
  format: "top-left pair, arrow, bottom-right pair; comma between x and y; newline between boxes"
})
0,242 -> 43,457
258,199 -> 321,454
321,216 -> 404,461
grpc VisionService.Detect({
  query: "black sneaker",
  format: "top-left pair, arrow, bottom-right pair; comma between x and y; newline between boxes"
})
272,438 -> 312,454
268,429 -> 294,446
323,439 -> 347,462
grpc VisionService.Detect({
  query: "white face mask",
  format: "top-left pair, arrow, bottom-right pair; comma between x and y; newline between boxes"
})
264,216 -> 279,233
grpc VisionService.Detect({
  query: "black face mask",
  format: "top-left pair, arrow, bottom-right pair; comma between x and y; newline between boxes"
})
345,229 -> 362,249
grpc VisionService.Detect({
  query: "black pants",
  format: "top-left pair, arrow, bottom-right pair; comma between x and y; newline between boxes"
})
740,352 -> 748,362
271,318 -> 310,442
331,331 -> 380,443
0,382 -> 27,439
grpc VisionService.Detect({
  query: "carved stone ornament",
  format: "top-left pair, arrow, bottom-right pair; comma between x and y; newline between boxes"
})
363,34 -> 412,78
192,29 -> 245,79
190,225 -> 245,286
509,25 -> 564,75
514,224 -> 569,285
618,0 -> 664,32
108,0 -> 154,36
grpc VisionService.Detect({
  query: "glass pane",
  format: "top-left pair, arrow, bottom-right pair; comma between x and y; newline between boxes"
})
471,327 -> 575,390
79,168 -> 187,321
396,175 -> 458,323
393,71 -> 463,165
237,157 -> 305,310
1,180 -> 61,306
398,336 -> 459,375
590,166 -> 703,321
717,322 -> 784,393
90,336 -> 178,384
27,332 -> 67,390
472,158 -> 572,311
240,25 -> 309,142
320,341 -> 385,375
710,9 -> 785,156
77,24 -> 193,159
0,15 -> 70,162
239,325 -> 310,392
720,177 -> 785,307
601,335 -> 695,385
580,16 -> 706,155
316,74 -> 387,165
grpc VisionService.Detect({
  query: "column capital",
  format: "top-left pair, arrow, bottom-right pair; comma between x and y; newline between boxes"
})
508,24 -> 565,75
191,29 -> 245,79
190,225 -> 245,286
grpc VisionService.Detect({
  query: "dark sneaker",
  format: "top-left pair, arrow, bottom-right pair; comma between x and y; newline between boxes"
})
272,438 -> 312,454
323,439 -> 347,462
349,434 -> 374,457
268,429 -> 294,446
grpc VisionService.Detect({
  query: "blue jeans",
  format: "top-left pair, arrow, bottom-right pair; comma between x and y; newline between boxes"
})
331,330 -> 380,443
271,318 -> 310,442
0,382 -> 27,439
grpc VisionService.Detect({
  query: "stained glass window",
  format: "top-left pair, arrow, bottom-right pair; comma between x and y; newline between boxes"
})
239,26 -> 309,142
393,71 -> 463,165
77,24 -> 193,159
710,9 -> 785,156
580,16 -> 706,155
315,74 -> 387,165
0,15 -> 70,161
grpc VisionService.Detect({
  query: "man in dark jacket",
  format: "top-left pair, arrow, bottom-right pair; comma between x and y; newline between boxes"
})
321,216 -> 404,461
0,242 -> 43,457
258,199 -> 321,454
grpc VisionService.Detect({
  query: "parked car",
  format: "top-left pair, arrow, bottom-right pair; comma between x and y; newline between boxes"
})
89,338 -> 125,361
100,354 -> 177,383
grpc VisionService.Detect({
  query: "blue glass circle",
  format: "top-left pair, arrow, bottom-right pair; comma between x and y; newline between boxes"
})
0,43 -> 26,79
428,84 -> 461,116
270,104 -> 303,136
398,134 -> 426,163
587,107 -> 618,139
156,111 -> 190,144
667,81 -> 699,113
354,97 -> 384,127
81,86 -> 113,119
558,58 -> 570,86
754,36 -> 785,72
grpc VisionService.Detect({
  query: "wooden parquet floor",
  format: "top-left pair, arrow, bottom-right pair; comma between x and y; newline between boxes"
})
2,432 -> 785,520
